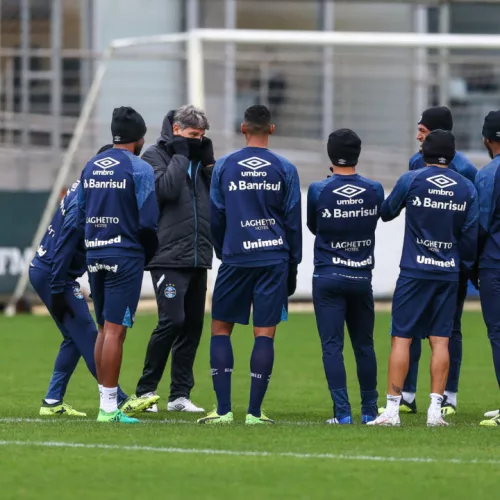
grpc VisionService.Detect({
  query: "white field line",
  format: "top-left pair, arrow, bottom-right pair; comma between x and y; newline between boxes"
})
0,439 -> 498,466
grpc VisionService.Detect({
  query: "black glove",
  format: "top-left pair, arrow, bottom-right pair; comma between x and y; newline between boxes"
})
200,136 -> 215,167
137,229 -> 159,266
463,266 -> 479,290
52,292 -> 74,323
287,263 -> 298,297
167,136 -> 190,158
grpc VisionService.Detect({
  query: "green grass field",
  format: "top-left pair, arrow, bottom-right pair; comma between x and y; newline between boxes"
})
0,310 -> 498,499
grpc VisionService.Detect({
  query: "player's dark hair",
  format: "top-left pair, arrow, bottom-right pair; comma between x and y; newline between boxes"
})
244,105 -> 272,135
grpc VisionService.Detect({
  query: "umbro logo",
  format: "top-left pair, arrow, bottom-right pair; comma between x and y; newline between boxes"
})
94,157 -> 120,169
426,174 -> 457,189
332,184 -> 366,199
238,157 -> 271,170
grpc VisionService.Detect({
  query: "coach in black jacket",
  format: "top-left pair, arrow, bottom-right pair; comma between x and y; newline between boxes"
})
135,105 -> 214,413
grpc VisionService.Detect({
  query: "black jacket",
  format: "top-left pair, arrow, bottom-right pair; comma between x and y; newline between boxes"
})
143,111 -> 213,270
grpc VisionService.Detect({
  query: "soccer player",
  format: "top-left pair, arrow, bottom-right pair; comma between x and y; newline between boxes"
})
369,130 -> 478,427
29,145 -> 126,416
76,107 -> 159,423
307,129 -> 383,424
394,106 -> 477,416
198,105 -> 302,425
474,110 -> 500,426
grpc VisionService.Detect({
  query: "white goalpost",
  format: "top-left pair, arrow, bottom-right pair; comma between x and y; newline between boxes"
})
7,28 -> 500,314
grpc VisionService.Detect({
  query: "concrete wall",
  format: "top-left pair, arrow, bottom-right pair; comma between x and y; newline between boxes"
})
92,0 -> 184,146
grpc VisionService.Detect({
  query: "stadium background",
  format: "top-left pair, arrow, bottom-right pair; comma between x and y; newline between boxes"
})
1,0 -> 499,305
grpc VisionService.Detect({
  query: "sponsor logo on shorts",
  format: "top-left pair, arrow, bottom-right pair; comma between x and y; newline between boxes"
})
240,218 -> 276,230
332,240 -> 372,252
411,196 -> 466,211
73,286 -> 84,299
416,238 -> 452,252
243,236 -> 283,250
416,255 -> 456,268
164,284 -> 176,299
87,263 -> 119,273
85,235 -> 121,248
332,256 -> 373,268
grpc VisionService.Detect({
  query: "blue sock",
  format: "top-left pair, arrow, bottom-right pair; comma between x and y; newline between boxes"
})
248,337 -> 274,418
210,335 -> 233,415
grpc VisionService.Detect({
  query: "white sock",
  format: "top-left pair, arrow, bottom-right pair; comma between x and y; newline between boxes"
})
444,390 -> 457,407
429,393 -> 443,414
101,386 -> 118,413
44,398 -> 60,405
386,395 -> 401,416
402,391 -> 415,404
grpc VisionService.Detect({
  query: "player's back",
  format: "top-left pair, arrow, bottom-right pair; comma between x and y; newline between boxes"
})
409,150 -> 477,183
34,179 -> 85,278
475,154 -> 500,269
212,146 -> 299,266
383,166 -> 476,280
308,173 -> 384,280
80,148 -> 155,257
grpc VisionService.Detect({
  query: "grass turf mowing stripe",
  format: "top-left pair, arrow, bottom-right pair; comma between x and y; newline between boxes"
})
1,440 -> 499,466
0,417 -> 323,426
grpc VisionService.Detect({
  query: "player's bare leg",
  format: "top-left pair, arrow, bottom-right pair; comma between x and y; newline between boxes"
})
198,320 -> 235,424
427,336 -> 450,426
97,322 -> 137,423
368,337 -> 412,426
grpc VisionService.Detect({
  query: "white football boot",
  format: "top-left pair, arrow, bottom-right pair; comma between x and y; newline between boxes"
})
366,411 -> 401,426
167,397 -> 205,413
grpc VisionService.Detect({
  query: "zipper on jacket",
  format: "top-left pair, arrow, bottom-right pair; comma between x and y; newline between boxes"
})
192,161 -> 201,267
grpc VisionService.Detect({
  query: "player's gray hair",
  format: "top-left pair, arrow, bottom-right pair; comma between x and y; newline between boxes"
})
173,104 -> 210,130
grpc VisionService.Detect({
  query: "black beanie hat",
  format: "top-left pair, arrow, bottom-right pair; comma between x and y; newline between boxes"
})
327,128 -> 361,167
422,129 -> 455,165
96,144 -> 113,155
482,110 -> 500,141
111,106 -> 147,144
418,106 -> 453,132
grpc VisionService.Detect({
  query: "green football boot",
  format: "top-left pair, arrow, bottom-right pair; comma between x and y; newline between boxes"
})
245,411 -> 275,425
197,409 -> 234,425
39,401 -> 87,417
97,409 -> 140,423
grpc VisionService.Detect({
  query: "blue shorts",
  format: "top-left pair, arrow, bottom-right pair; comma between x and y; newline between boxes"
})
391,276 -> 458,339
86,255 -> 144,327
212,262 -> 288,327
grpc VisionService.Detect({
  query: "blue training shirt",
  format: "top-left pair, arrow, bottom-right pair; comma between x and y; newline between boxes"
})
32,179 -> 86,293
76,148 -> 158,258
475,154 -> 500,269
381,166 -> 478,281
210,146 -> 302,267
307,173 -> 384,281
409,150 -> 477,183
